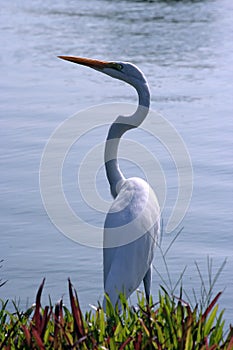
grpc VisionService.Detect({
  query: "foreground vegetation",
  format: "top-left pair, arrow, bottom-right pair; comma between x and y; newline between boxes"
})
0,279 -> 233,349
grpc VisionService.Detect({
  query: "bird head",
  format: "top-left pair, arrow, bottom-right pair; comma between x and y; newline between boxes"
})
58,56 -> 147,88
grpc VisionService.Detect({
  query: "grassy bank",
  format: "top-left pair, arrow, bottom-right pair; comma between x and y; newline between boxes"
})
0,279 -> 232,349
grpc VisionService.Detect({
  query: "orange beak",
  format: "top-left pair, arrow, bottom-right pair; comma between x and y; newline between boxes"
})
58,56 -> 109,70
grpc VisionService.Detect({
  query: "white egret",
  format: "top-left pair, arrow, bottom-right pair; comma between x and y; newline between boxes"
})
58,56 -> 160,309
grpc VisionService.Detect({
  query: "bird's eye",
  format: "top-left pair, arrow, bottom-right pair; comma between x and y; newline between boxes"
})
109,62 -> 123,71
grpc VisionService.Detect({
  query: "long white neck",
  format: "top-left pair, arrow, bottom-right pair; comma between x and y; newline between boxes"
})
104,81 -> 150,198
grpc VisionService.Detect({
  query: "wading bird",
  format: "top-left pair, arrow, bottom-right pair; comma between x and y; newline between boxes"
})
59,56 -> 160,309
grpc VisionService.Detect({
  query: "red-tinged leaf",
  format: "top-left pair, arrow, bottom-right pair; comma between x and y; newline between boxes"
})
204,336 -> 209,350
226,336 -> 233,350
68,278 -> 85,338
59,299 -> 64,327
54,301 -> 64,348
54,302 -> 60,340
209,345 -> 217,350
74,287 -> 85,334
204,337 -> 217,350
138,332 -> 142,344
4,345 -> 10,350
202,292 -> 222,322
32,328 -> 45,350
40,305 -> 51,339
119,336 -> 133,349
134,332 -> 142,350
32,278 -> 45,331
21,325 -> 31,347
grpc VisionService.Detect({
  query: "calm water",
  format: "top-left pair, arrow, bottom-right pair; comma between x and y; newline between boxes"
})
1,0 -> 232,324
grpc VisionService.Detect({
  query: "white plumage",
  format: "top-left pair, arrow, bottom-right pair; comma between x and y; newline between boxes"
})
103,177 -> 160,308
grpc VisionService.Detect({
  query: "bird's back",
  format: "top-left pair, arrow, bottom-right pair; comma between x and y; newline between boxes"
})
103,177 -> 160,307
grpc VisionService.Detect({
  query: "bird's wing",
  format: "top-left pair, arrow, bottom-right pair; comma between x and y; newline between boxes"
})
104,230 -> 157,300
103,177 -> 160,306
